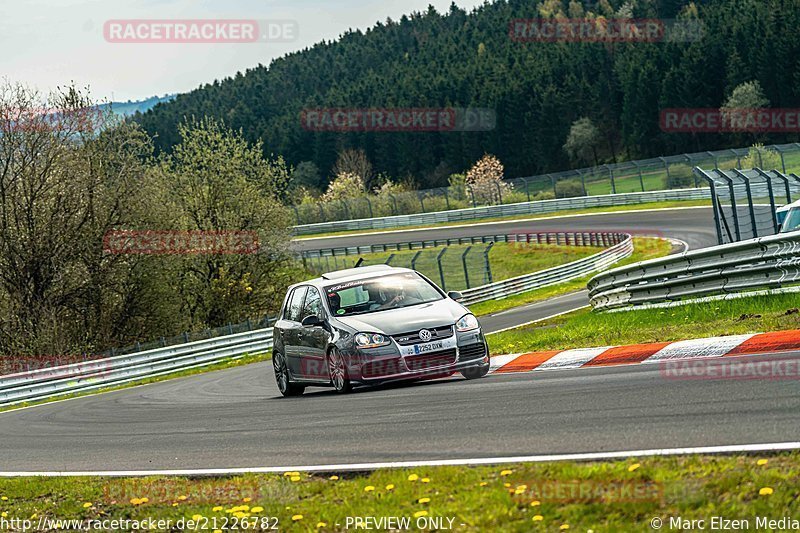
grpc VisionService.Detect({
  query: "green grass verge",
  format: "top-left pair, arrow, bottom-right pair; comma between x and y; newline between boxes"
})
0,453 -> 797,531
0,352 -> 271,414
470,237 -> 674,317
294,200 -> 711,239
487,292 -> 800,355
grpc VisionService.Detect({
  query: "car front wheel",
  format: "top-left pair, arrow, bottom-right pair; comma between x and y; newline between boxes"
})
274,352 -> 305,397
327,348 -> 353,393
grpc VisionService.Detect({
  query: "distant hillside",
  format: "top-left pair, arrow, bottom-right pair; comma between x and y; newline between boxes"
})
103,94 -> 176,117
133,0 -> 800,189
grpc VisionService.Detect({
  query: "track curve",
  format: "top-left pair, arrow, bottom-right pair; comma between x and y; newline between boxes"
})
3,206 -> 797,473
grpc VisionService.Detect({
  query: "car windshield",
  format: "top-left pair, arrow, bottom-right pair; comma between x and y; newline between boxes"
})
325,272 -> 442,316
781,207 -> 800,234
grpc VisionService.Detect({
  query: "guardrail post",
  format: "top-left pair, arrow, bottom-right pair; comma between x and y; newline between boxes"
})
442,188 -> 451,210
461,246 -> 472,289
388,193 -> 398,215
494,181 -> 503,204
732,169 -> 759,238
632,161 -> 644,191
385,253 -> 395,266
483,243 -> 494,284
695,167 -> 725,244
775,146 -> 787,172
576,169 -> 587,196
365,196 -> 374,218
410,250 -> 423,271
520,177 -> 531,202
607,165 -> 616,194
713,169 -> 741,242
660,157 -> 670,185
767,169 -> 792,203
755,168 -> 781,233
548,174 -> 556,195
418,192 -> 426,212
436,248 -> 448,291
292,205 -> 301,225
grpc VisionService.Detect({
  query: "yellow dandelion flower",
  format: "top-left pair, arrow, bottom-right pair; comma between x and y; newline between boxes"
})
385,484 -> 395,491
759,487 -> 774,496
290,476 -> 301,482
140,497 -> 149,504
514,488 -> 525,495
418,497 -> 431,504
757,459 -> 768,466
413,511 -> 429,518
421,478 -> 430,483
213,530 -> 222,533
0,497 -> 7,501
364,486 -> 375,492
479,482 -> 488,487
292,514 -> 304,521
628,463 -> 640,472
233,512 -> 250,519
532,515 -> 544,521
329,475 -> 339,481
172,503 -> 178,507
560,524 -> 570,530
178,495 -> 188,501
251,506 -> 264,513
82,502 -> 92,508
192,515 -> 203,521
530,500 -> 541,507
129,498 -> 141,506
0,513 -> 6,518
408,474 -> 419,482
283,471 -> 300,477
317,522 -> 327,528
212,506 -> 223,512
500,470 -> 513,476
243,497 -> 252,503
504,483 -> 511,488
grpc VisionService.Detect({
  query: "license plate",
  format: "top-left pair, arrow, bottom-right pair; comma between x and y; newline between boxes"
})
413,341 -> 443,354
399,336 -> 457,356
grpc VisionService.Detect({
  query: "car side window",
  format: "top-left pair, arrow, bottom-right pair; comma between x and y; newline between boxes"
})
302,287 -> 324,320
285,287 -> 307,322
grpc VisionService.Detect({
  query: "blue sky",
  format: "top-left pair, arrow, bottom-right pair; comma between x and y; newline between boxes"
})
1,0 -> 485,102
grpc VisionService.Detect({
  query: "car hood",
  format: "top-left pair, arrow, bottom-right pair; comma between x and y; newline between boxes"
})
333,298 -> 469,335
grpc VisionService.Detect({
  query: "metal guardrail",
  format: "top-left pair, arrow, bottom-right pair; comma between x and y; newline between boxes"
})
460,233 -> 633,305
293,188 -> 710,235
0,329 -> 273,407
588,231 -> 800,311
1,232 -> 632,406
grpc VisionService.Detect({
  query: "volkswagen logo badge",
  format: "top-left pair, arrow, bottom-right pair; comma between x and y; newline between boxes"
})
419,329 -> 432,341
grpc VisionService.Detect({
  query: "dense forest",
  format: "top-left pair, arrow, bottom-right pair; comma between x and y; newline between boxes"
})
134,0 -> 800,191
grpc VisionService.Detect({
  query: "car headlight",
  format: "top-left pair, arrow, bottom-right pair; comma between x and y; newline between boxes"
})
456,314 -> 480,332
355,332 -> 390,349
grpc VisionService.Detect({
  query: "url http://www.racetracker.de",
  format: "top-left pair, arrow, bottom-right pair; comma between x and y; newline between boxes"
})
0,515 -> 280,531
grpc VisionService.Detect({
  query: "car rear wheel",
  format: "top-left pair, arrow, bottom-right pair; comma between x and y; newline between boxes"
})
327,348 -> 353,393
274,352 -> 305,397
460,363 -> 489,380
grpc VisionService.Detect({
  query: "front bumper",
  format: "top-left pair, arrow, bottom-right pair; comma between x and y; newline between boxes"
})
346,329 -> 489,383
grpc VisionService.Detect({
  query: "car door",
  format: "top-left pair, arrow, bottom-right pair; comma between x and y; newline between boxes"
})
297,287 -> 330,380
282,286 -> 307,377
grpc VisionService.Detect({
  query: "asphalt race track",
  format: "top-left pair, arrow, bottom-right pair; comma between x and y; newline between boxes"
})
2,351 -> 799,472
3,205 -> 798,473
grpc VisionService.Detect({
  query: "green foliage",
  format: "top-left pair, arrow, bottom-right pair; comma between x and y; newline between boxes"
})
133,0 -> 800,182
563,117 -> 601,167
555,179 -> 585,198
741,144 -> 782,170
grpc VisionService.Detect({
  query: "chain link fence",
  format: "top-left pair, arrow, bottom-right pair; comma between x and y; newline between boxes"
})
291,143 -> 800,225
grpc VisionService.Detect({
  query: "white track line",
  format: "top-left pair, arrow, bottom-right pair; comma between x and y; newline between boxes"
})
3,442 -> 797,477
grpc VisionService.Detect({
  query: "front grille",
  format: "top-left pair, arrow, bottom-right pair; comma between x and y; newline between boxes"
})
405,349 -> 457,371
459,343 -> 486,361
393,325 -> 454,346
362,358 -> 402,379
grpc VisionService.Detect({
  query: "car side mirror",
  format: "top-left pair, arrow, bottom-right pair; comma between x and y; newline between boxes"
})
301,315 -> 323,327
447,291 -> 463,301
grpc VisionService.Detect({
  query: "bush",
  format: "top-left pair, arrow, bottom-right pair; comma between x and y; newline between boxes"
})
741,144 -> 782,171
555,179 -> 585,198
666,164 -> 696,189
466,154 -> 513,205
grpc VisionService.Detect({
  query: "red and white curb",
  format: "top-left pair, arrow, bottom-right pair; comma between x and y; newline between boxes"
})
488,329 -> 800,374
